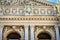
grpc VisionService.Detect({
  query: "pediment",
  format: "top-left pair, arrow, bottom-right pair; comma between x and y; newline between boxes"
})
33,0 -> 56,6
24,1 -> 49,6
0,0 -> 56,6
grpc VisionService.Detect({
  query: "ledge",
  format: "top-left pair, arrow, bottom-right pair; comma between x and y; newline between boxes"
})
0,16 -> 58,21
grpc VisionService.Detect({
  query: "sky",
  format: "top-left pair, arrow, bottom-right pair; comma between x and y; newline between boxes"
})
47,0 -> 58,3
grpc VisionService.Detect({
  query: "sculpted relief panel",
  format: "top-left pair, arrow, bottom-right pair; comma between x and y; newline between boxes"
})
3,25 -> 24,40
34,25 -> 56,40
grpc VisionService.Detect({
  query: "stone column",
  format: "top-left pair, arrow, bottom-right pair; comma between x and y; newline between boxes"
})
24,25 -> 29,40
30,25 -> 35,40
59,26 -> 60,39
0,25 -> 4,40
55,25 -> 59,40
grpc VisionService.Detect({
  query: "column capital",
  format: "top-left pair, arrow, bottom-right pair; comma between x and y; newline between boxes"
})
54,25 -> 59,29
24,25 -> 29,27
30,25 -> 35,27
0,25 -> 3,26
0,25 -> 4,29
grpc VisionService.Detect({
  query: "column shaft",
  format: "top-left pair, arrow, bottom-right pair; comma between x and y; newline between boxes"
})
30,25 -> 34,40
55,25 -> 59,40
0,25 -> 4,40
24,25 -> 29,40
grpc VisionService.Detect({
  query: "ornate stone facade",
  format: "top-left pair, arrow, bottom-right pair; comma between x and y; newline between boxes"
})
0,0 -> 60,40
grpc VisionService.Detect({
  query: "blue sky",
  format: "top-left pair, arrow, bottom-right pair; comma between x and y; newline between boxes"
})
47,0 -> 57,3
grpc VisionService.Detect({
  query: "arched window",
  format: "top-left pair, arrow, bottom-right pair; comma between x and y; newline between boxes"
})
37,32 -> 51,40
7,32 -> 21,40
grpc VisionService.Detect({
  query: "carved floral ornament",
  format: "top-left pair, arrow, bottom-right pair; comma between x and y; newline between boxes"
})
35,25 -> 54,30
3,25 -> 24,32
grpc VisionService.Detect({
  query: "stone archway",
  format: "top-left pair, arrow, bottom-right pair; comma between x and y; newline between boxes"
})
37,32 -> 51,40
7,32 -> 21,40
3,25 -> 24,40
34,26 -> 55,40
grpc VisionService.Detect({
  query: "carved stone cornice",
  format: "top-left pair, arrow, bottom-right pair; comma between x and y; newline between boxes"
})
0,0 -> 57,6
0,16 -> 58,21
33,0 -> 56,6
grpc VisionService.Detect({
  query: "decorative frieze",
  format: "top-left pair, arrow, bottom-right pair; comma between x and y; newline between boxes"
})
0,17 -> 58,21
0,0 -> 52,6
0,0 -> 25,5
0,0 -> 44,6
0,6 -> 56,16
